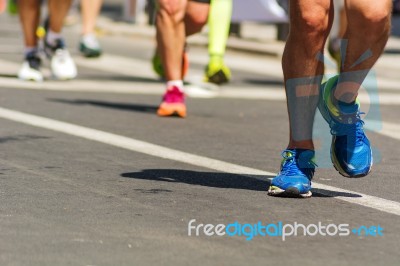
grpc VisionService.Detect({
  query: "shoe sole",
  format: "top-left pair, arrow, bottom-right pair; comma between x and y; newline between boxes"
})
18,64 -> 43,82
18,77 -> 43,82
157,103 -> 186,118
51,73 -> 77,81
267,186 -> 312,198
18,73 -> 43,82
82,51 -> 102,58
80,46 -> 102,58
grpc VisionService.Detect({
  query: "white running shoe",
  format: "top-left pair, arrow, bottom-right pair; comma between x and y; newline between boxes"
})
18,51 -> 43,82
45,39 -> 77,80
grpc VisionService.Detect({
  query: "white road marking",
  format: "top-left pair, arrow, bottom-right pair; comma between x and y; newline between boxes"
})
3,74 -> 400,105
0,106 -> 399,216
0,76 -> 164,94
1,56 -> 399,103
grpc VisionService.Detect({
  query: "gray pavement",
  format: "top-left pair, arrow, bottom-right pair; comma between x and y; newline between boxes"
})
0,11 -> 400,266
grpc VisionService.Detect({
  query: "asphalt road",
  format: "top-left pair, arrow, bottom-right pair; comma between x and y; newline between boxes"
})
0,13 -> 400,266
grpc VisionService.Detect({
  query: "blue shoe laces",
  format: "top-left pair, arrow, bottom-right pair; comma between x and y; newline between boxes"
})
279,150 -> 316,180
330,111 -> 366,147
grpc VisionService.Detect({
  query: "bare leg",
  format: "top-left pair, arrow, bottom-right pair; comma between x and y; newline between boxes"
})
18,0 -> 40,47
338,4 -> 347,38
334,0 -> 391,103
156,0 -> 187,81
81,0 -> 103,35
48,0 -> 73,33
17,0 -> 43,81
282,0 -> 333,150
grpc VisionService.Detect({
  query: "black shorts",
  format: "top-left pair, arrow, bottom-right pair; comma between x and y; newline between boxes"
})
190,0 -> 211,4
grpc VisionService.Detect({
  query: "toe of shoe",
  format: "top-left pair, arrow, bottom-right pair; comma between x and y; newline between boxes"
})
270,176 -> 311,194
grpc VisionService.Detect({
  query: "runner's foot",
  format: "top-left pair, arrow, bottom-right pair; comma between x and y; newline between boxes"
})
18,50 -> 43,82
268,149 -> 316,198
318,75 -> 372,177
157,86 -> 187,118
79,33 -> 102,58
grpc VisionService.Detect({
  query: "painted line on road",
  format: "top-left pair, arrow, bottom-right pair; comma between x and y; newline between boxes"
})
2,74 -> 400,105
0,106 -> 399,216
0,76 -> 164,94
1,56 -> 399,103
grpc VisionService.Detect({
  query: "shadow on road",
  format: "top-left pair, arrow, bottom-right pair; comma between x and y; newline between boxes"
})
121,169 -> 271,191
80,74 -> 161,83
49,99 -> 158,114
0,73 -> 17,78
242,78 -> 284,86
384,48 -> 400,54
0,134 -> 50,143
121,169 -> 362,198
312,188 -> 362,198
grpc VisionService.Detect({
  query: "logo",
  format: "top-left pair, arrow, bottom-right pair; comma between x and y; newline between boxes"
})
188,219 -> 384,241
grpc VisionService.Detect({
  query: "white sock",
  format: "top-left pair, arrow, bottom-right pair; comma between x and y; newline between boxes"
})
46,30 -> 62,46
166,80 -> 184,92
24,46 -> 38,56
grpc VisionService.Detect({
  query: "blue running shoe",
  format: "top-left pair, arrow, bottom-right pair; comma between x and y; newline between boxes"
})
268,149 -> 316,198
318,75 -> 372,177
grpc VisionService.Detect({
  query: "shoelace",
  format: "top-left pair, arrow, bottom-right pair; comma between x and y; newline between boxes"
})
280,150 -> 316,179
330,112 -> 366,147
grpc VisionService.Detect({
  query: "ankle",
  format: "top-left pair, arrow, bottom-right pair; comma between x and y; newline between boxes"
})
46,30 -> 62,46
24,46 -> 38,57
287,141 -> 314,151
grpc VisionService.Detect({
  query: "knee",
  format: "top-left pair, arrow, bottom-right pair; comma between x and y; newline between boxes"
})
360,4 -> 391,24
157,0 -> 186,24
300,11 -> 329,36
291,7 -> 330,41
352,4 -> 391,36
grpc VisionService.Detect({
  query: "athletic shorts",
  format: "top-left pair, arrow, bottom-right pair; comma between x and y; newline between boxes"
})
190,0 -> 211,4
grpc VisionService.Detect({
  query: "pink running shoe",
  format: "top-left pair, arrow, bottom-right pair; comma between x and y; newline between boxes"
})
157,86 -> 187,118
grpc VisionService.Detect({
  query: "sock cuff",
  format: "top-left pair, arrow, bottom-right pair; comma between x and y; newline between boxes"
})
46,30 -> 62,46
166,80 -> 184,91
24,46 -> 38,56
